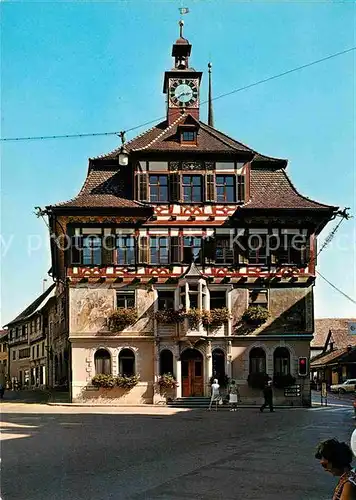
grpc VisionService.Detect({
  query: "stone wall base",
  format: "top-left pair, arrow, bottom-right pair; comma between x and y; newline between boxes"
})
72,382 -> 154,404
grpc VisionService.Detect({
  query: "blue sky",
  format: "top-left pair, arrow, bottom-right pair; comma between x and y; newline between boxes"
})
1,0 -> 355,325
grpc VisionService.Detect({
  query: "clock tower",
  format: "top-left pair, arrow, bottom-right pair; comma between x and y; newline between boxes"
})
163,21 -> 203,125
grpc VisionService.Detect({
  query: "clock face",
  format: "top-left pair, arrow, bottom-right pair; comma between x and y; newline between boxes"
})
169,79 -> 199,107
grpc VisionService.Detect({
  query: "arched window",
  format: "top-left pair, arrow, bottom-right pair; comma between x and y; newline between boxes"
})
94,349 -> 111,375
212,349 -> 225,379
274,347 -> 290,376
160,349 -> 174,376
119,348 -> 135,376
249,347 -> 266,374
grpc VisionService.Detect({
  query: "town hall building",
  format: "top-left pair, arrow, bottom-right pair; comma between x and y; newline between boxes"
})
45,23 -> 337,405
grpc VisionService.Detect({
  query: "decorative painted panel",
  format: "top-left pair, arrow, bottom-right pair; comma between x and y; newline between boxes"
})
70,288 -> 115,334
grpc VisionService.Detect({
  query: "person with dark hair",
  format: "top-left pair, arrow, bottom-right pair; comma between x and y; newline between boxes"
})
315,439 -> 356,499
260,380 -> 274,413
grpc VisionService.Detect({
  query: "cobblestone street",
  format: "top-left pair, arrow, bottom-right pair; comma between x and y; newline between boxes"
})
1,398 -> 355,500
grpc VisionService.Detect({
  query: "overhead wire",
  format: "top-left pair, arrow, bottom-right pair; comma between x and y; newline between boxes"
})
311,214 -> 356,306
1,45 -> 355,142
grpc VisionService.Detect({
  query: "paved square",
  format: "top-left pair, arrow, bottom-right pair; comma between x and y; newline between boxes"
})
1,400 -> 354,499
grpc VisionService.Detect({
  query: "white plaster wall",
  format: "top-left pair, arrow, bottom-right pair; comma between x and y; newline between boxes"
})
71,340 -> 155,403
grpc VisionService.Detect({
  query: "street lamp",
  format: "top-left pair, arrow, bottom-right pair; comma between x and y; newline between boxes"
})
118,131 -> 129,166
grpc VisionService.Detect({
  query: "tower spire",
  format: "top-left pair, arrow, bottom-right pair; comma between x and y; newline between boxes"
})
208,62 -> 214,127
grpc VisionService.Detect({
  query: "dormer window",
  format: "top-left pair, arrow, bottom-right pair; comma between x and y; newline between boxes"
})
182,130 -> 196,142
179,125 -> 198,145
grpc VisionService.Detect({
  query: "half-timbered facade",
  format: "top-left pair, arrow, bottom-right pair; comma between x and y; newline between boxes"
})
46,25 -> 337,405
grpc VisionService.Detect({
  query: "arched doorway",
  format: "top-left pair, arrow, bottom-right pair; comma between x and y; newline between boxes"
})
212,349 -> 226,382
181,348 -> 204,397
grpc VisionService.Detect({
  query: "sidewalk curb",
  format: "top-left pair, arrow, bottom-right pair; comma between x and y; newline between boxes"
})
46,402 -> 310,409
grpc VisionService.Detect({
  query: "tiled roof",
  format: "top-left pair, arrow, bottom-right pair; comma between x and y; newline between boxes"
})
310,348 -> 351,367
4,283 -> 56,328
94,114 -> 286,160
242,168 -> 337,211
49,167 -> 149,210
50,115 -> 336,212
311,318 -> 356,348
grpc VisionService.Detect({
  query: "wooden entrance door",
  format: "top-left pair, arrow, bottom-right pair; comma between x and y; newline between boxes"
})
181,350 -> 204,397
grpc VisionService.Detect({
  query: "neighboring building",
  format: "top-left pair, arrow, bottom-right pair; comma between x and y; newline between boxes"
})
44,25 -> 337,405
311,318 -> 356,386
47,281 -> 69,390
5,284 -> 56,388
0,330 -> 9,384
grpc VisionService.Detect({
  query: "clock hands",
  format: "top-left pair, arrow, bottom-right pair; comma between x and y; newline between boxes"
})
177,91 -> 193,99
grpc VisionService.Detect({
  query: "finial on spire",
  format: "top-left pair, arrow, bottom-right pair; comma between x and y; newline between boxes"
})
179,19 -> 184,38
208,62 -> 214,127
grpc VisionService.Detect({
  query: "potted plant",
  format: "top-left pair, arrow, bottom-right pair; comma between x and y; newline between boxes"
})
108,307 -> 138,332
202,308 -> 231,328
242,305 -> 270,326
158,373 -> 178,390
116,374 -> 140,389
154,309 -> 185,324
273,373 -> 296,389
91,374 -> 116,388
185,309 -> 202,329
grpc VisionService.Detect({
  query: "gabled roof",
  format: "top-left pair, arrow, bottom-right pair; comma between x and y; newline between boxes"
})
47,166 -> 151,212
4,283 -> 56,328
311,318 -> 356,349
49,114 -> 337,213
242,168 -> 337,211
94,114 -> 287,161
181,261 -> 206,279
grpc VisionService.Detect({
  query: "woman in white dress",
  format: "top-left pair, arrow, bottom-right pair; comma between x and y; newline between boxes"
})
208,379 -> 220,411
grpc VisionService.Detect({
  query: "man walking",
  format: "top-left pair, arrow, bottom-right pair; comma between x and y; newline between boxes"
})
260,380 -> 274,412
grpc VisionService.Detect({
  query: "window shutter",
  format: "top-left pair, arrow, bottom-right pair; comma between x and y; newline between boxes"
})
138,236 -> 148,264
301,235 -> 311,267
204,236 -> 215,263
136,173 -> 148,202
236,175 -> 245,202
102,234 -> 115,265
169,173 -> 179,202
71,235 -> 82,265
313,236 -> 317,267
205,174 -> 215,202
170,236 -> 180,263
235,230 -> 248,264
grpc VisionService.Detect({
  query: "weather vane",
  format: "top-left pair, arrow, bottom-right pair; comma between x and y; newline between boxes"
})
179,7 -> 189,16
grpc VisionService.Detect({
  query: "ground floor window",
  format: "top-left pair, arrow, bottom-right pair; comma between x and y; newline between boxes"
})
249,347 -> 266,374
119,348 -> 135,376
274,347 -> 290,376
94,348 -> 111,375
160,349 -> 174,375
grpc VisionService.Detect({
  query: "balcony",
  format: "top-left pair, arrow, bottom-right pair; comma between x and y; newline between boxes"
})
154,308 -> 231,338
